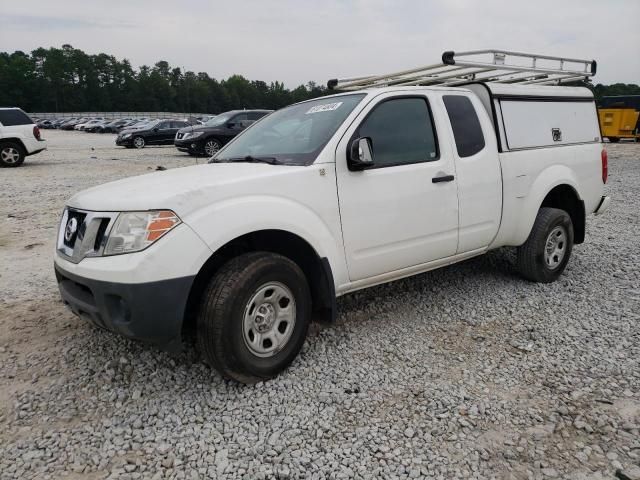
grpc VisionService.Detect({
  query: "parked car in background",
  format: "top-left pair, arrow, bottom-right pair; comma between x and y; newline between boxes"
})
60,118 -> 88,130
84,119 -> 111,133
115,119 -> 192,148
117,119 -> 152,132
0,108 -> 47,167
99,119 -> 131,133
76,118 -> 105,131
174,109 -> 272,156
37,119 -> 54,129
51,118 -> 67,129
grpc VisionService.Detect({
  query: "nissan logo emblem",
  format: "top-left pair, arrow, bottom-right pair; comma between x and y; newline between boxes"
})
64,217 -> 78,243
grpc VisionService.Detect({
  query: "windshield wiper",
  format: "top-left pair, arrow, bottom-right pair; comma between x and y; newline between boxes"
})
211,155 -> 283,165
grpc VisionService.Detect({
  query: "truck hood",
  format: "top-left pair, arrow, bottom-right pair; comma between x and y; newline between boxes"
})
67,163 -> 308,217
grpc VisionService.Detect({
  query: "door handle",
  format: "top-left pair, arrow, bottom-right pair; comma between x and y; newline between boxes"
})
432,174 -> 455,183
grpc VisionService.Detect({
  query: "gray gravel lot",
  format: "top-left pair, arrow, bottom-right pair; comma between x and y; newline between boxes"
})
0,130 -> 639,479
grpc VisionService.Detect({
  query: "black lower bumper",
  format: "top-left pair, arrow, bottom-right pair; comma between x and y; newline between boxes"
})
174,139 -> 203,154
27,147 -> 47,156
55,264 -> 195,352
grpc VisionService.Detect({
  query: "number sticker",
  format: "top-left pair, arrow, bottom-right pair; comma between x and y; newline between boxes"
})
306,102 -> 343,114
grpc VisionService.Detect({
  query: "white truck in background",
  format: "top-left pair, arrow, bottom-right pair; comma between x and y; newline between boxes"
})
54,50 -> 610,383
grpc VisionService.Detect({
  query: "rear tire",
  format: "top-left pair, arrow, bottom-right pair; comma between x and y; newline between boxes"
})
197,252 -> 311,383
0,141 -> 26,167
516,207 -> 574,283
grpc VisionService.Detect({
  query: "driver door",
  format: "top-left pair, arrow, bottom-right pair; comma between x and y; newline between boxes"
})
336,94 -> 459,281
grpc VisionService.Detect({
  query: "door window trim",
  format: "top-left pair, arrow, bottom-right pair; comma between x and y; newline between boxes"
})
349,95 -> 441,170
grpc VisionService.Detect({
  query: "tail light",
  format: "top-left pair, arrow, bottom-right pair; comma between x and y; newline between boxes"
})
601,148 -> 608,184
33,126 -> 41,140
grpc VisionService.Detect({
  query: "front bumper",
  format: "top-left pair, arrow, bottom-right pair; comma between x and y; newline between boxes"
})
115,137 -> 133,146
55,264 -> 194,351
174,139 -> 202,153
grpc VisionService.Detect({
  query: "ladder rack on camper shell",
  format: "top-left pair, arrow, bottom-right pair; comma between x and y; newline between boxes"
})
327,49 -> 597,91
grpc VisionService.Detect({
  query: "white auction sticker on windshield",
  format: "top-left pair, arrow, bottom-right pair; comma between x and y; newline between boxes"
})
306,102 -> 343,114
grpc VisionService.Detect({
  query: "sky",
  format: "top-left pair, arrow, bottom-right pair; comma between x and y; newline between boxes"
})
1,0 -> 639,87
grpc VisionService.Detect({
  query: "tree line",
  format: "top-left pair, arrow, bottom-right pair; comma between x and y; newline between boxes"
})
0,45 -> 638,114
0,45 -> 328,113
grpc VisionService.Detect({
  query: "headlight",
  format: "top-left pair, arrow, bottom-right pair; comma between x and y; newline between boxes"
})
184,132 -> 204,140
122,133 -> 132,139
104,210 -> 181,255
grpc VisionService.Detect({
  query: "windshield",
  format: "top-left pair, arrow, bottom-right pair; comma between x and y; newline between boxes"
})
204,112 -> 233,127
213,94 -> 366,166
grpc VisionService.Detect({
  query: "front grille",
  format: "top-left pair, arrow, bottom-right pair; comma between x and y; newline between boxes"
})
63,210 -> 86,248
57,208 -> 119,263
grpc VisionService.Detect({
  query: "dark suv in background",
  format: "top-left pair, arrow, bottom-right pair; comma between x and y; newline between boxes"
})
116,119 -> 192,148
174,109 -> 272,156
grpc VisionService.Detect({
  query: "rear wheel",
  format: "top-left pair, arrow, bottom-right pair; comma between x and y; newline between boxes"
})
0,142 -> 26,167
516,207 -> 574,283
197,252 -> 311,383
133,136 -> 145,149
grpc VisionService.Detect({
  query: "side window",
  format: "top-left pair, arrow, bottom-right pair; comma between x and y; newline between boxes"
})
248,112 -> 266,121
0,109 -> 33,126
157,122 -> 170,129
231,113 -> 248,128
443,95 -> 486,157
357,97 -> 439,167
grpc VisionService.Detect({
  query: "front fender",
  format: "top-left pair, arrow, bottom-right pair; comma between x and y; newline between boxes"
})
183,195 -> 348,286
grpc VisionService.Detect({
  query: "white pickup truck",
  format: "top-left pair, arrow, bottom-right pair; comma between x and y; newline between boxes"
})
54,50 -> 610,383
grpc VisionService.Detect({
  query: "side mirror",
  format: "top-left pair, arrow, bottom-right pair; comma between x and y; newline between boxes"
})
153,127 -> 159,132
348,137 -> 374,170
226,122 -> 235,129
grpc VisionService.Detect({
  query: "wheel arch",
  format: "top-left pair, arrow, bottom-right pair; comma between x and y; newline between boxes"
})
496,163 -> 586,248
183,229 -> 336,337
0,137 -> 27,151
539,184 -> 585,244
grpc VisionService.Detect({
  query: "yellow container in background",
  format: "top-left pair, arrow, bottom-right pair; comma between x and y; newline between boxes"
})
598,108 -> 640,142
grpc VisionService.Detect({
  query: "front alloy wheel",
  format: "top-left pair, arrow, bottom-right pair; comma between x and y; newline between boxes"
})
204,139 -> 221,156
133,136 -> 145,149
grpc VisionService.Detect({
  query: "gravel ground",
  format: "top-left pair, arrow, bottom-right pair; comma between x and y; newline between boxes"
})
0,130 -> 639,480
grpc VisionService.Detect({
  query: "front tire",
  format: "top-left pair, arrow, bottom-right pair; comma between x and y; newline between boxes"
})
204,138 -> 221,156
133,136 -> 145,149
516,207 -> 574,283
197,252 -> 311,383
0,142 -> 26,167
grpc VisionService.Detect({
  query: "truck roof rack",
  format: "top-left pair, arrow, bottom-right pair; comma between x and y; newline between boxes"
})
327,49 -> 597,91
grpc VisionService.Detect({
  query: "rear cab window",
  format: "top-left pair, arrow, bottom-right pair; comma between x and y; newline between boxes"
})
443,95 -> 486,157
0,109 -> 33,127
